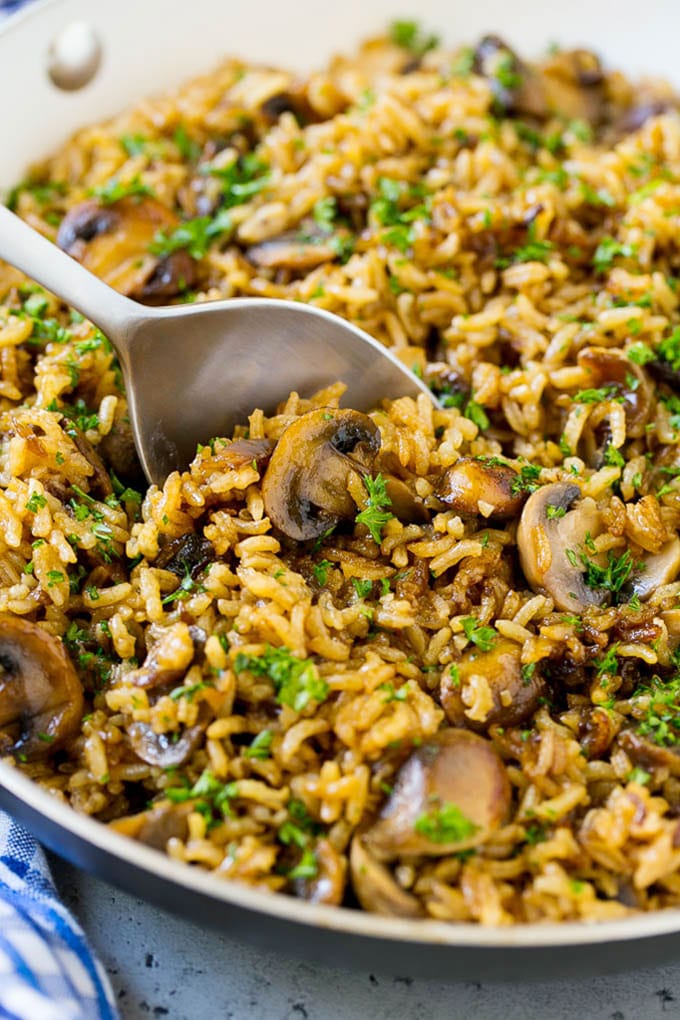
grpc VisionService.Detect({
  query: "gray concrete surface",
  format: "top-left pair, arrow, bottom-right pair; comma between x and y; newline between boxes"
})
50,857 -> 680,1020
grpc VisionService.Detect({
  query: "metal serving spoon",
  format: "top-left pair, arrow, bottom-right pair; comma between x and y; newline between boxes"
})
0,206 -> 434,485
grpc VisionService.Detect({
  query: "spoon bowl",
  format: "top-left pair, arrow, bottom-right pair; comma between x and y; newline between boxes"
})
0,206 -> 435,485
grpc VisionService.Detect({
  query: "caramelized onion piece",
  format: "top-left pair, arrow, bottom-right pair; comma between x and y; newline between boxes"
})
0,616 -> 83,758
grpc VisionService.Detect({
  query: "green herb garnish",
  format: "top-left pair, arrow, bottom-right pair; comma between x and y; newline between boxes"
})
355,474 -> 394,545
414,802 -> 479,843
234,645 -> 328,712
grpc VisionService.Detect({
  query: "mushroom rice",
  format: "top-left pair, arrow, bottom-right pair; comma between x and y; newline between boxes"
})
3,26 -> 680,924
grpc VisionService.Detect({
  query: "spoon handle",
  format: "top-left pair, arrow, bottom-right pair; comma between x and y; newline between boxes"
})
0,205 -> 140,349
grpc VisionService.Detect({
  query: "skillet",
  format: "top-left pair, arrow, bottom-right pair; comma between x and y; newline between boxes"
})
1,0 -> 680,980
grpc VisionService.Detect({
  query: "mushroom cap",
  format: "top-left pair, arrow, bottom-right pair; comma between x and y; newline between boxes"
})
517,481 -> 605,612
364,729 -> 511,858
0,615 -> 84,758
436,458 -> 525,520
262,408 -> 381,541
441,638 -> 545,730
57,197 -> 196,302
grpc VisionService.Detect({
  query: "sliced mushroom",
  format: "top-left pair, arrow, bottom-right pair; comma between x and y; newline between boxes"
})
349,836 -> 423,918
131,623 -> 195,690
62,421 -> 113,499
440,639 -> 545,730
127,720 -> 205,768
436,458 -> 524,520
474,37 -> 606,125
57,197 -> 196,302
247,224 -> 352,271
517,482 -> 605,612
629,537 -> 680,601
539,49 -> 606,124
473,36 -> 545,118
293,837 -> 346,905
262,408 -> 380,541
0,616 -> 84,758
98,414 -> 144,486
110,801 -> 192,851
616,99 -> 678,135
215,437 -> 275,471
156,533 -> 214,579
363,729 -> 511,859
577,347 -> 652,438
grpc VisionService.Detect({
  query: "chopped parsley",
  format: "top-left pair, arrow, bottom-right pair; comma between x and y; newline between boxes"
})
234,645 -> 328,712
149,209 -> 233,261
379,682 -> 409,703
496,222 -> 553,268
464,399 -> 490,430
595,644 -> 620,676
351,578 -> 373,599
626,342 -> 655,366
634,675 -> 680,747
414,802 -> 479,843
592,236 -> 637,273
388,19 -> 440,56
603,445 -> 625,468
26,492 -> 47,513
312,559 -> 332,586
355,473 -> 394,544
204,153 -> 270,209
579,548 -> 635,600
161,563 -> 207,605
370,177 -> 430,253
510,462 -> 542,496
169,681 -> 209,702
461,617 -> 497,652
173,124 -> 201,162
244,729 -> 274,760
165,769 -> 238,828
91,174 -> 153,204
573,385 -> 618,404
278,799 -> 321,880
657,327 -> 680,372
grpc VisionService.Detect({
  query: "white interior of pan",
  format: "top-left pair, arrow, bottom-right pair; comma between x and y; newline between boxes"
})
0,0 -> 678,186
2,0 -> 680,947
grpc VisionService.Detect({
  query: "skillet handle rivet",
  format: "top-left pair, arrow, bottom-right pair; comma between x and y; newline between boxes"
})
47,20 -> 102,92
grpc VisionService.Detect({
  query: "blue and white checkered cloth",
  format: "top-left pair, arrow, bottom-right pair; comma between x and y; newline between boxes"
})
0,815 -> 118,1020
0,6 -> 118,1020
